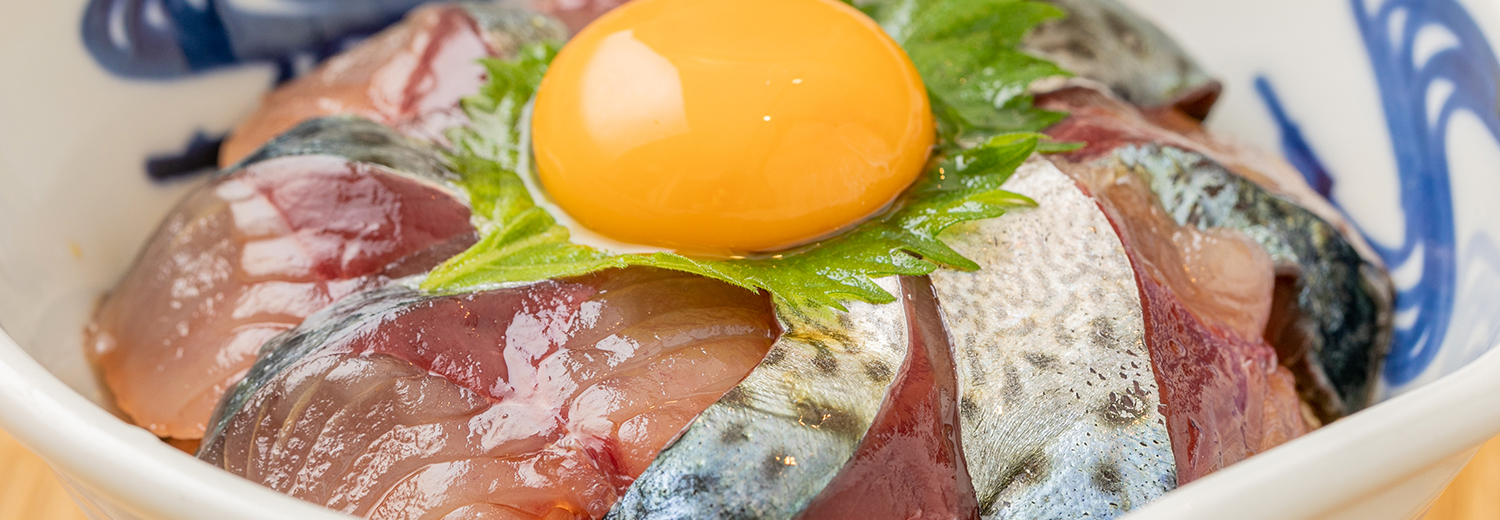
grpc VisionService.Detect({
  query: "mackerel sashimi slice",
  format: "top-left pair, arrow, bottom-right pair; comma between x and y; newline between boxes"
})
1037,85 -> 1393,422
87,119 -> 476,440
1056,154 -> 1308,483
219,3 -> 568,165
928,159 -> 1176,518
199,268 -> 779,519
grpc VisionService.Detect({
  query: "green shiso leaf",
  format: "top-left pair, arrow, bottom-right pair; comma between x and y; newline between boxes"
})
861,0 -> 1070,143
421,0 -> 1068,311
446,42 -> 559,223
1035,139 -> 1086,154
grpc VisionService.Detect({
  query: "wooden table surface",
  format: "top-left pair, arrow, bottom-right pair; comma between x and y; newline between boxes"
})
0,429 -> 86,520
0,426 -> 1495,519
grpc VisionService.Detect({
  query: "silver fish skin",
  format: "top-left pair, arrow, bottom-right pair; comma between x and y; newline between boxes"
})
228,115 -> 459,191
201,281 -> 423,442
1103,144 -> 1394,420
87,114 -> 478,440
607,278 -> 911,520
224,114 -> 481,280
1022,0 -> 1219,117
930,159 -> 1175,519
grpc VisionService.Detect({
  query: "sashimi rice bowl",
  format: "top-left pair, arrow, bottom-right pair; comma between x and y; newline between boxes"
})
0,0 -> 1499,519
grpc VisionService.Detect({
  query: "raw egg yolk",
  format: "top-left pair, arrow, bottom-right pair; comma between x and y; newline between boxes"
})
532,0 -> 934,254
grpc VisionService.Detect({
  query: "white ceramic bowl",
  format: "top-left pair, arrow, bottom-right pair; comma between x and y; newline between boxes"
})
1,0 -> 1497,518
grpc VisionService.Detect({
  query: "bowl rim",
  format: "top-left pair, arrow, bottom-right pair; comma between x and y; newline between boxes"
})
1126,338 -> 1500,519
5,303 -> 1500,520
0,329 -> 350,519
4,0 -> 1500,517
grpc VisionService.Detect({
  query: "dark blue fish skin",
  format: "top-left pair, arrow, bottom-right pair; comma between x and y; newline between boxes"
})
1095,144 -> 1394,420
1022,0 -> 1220,116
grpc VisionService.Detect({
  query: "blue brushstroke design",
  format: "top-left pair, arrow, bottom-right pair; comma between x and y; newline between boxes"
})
1353,0 -> 1500,385
80,0 -> 429,80
80,0 -> 436,179
166,0 -> 236,71
1253,77 -> 1337,199
146,130 -> 224,180
1451,235 -> 1500,370
1261,0 -> 1500,386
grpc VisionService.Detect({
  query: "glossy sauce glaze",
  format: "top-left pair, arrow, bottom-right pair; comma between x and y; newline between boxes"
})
87,155 -> 475,439
220,4 -> 566,166
198,268 -> 779,519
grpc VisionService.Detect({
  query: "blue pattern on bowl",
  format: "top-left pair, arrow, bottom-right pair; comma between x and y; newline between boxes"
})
80,0 -> 428,80
1259,0 -> 1500,389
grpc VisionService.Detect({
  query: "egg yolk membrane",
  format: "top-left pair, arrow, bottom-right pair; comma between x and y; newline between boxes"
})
532,0 -> 934,254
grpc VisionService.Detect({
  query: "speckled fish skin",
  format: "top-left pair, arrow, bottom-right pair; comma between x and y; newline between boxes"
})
929,159 -> 1175,519
1096,144 -> 1393,420
1022,0 -> 1220,117
1034,84 -> 1393,420
607,278 -> 911,520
